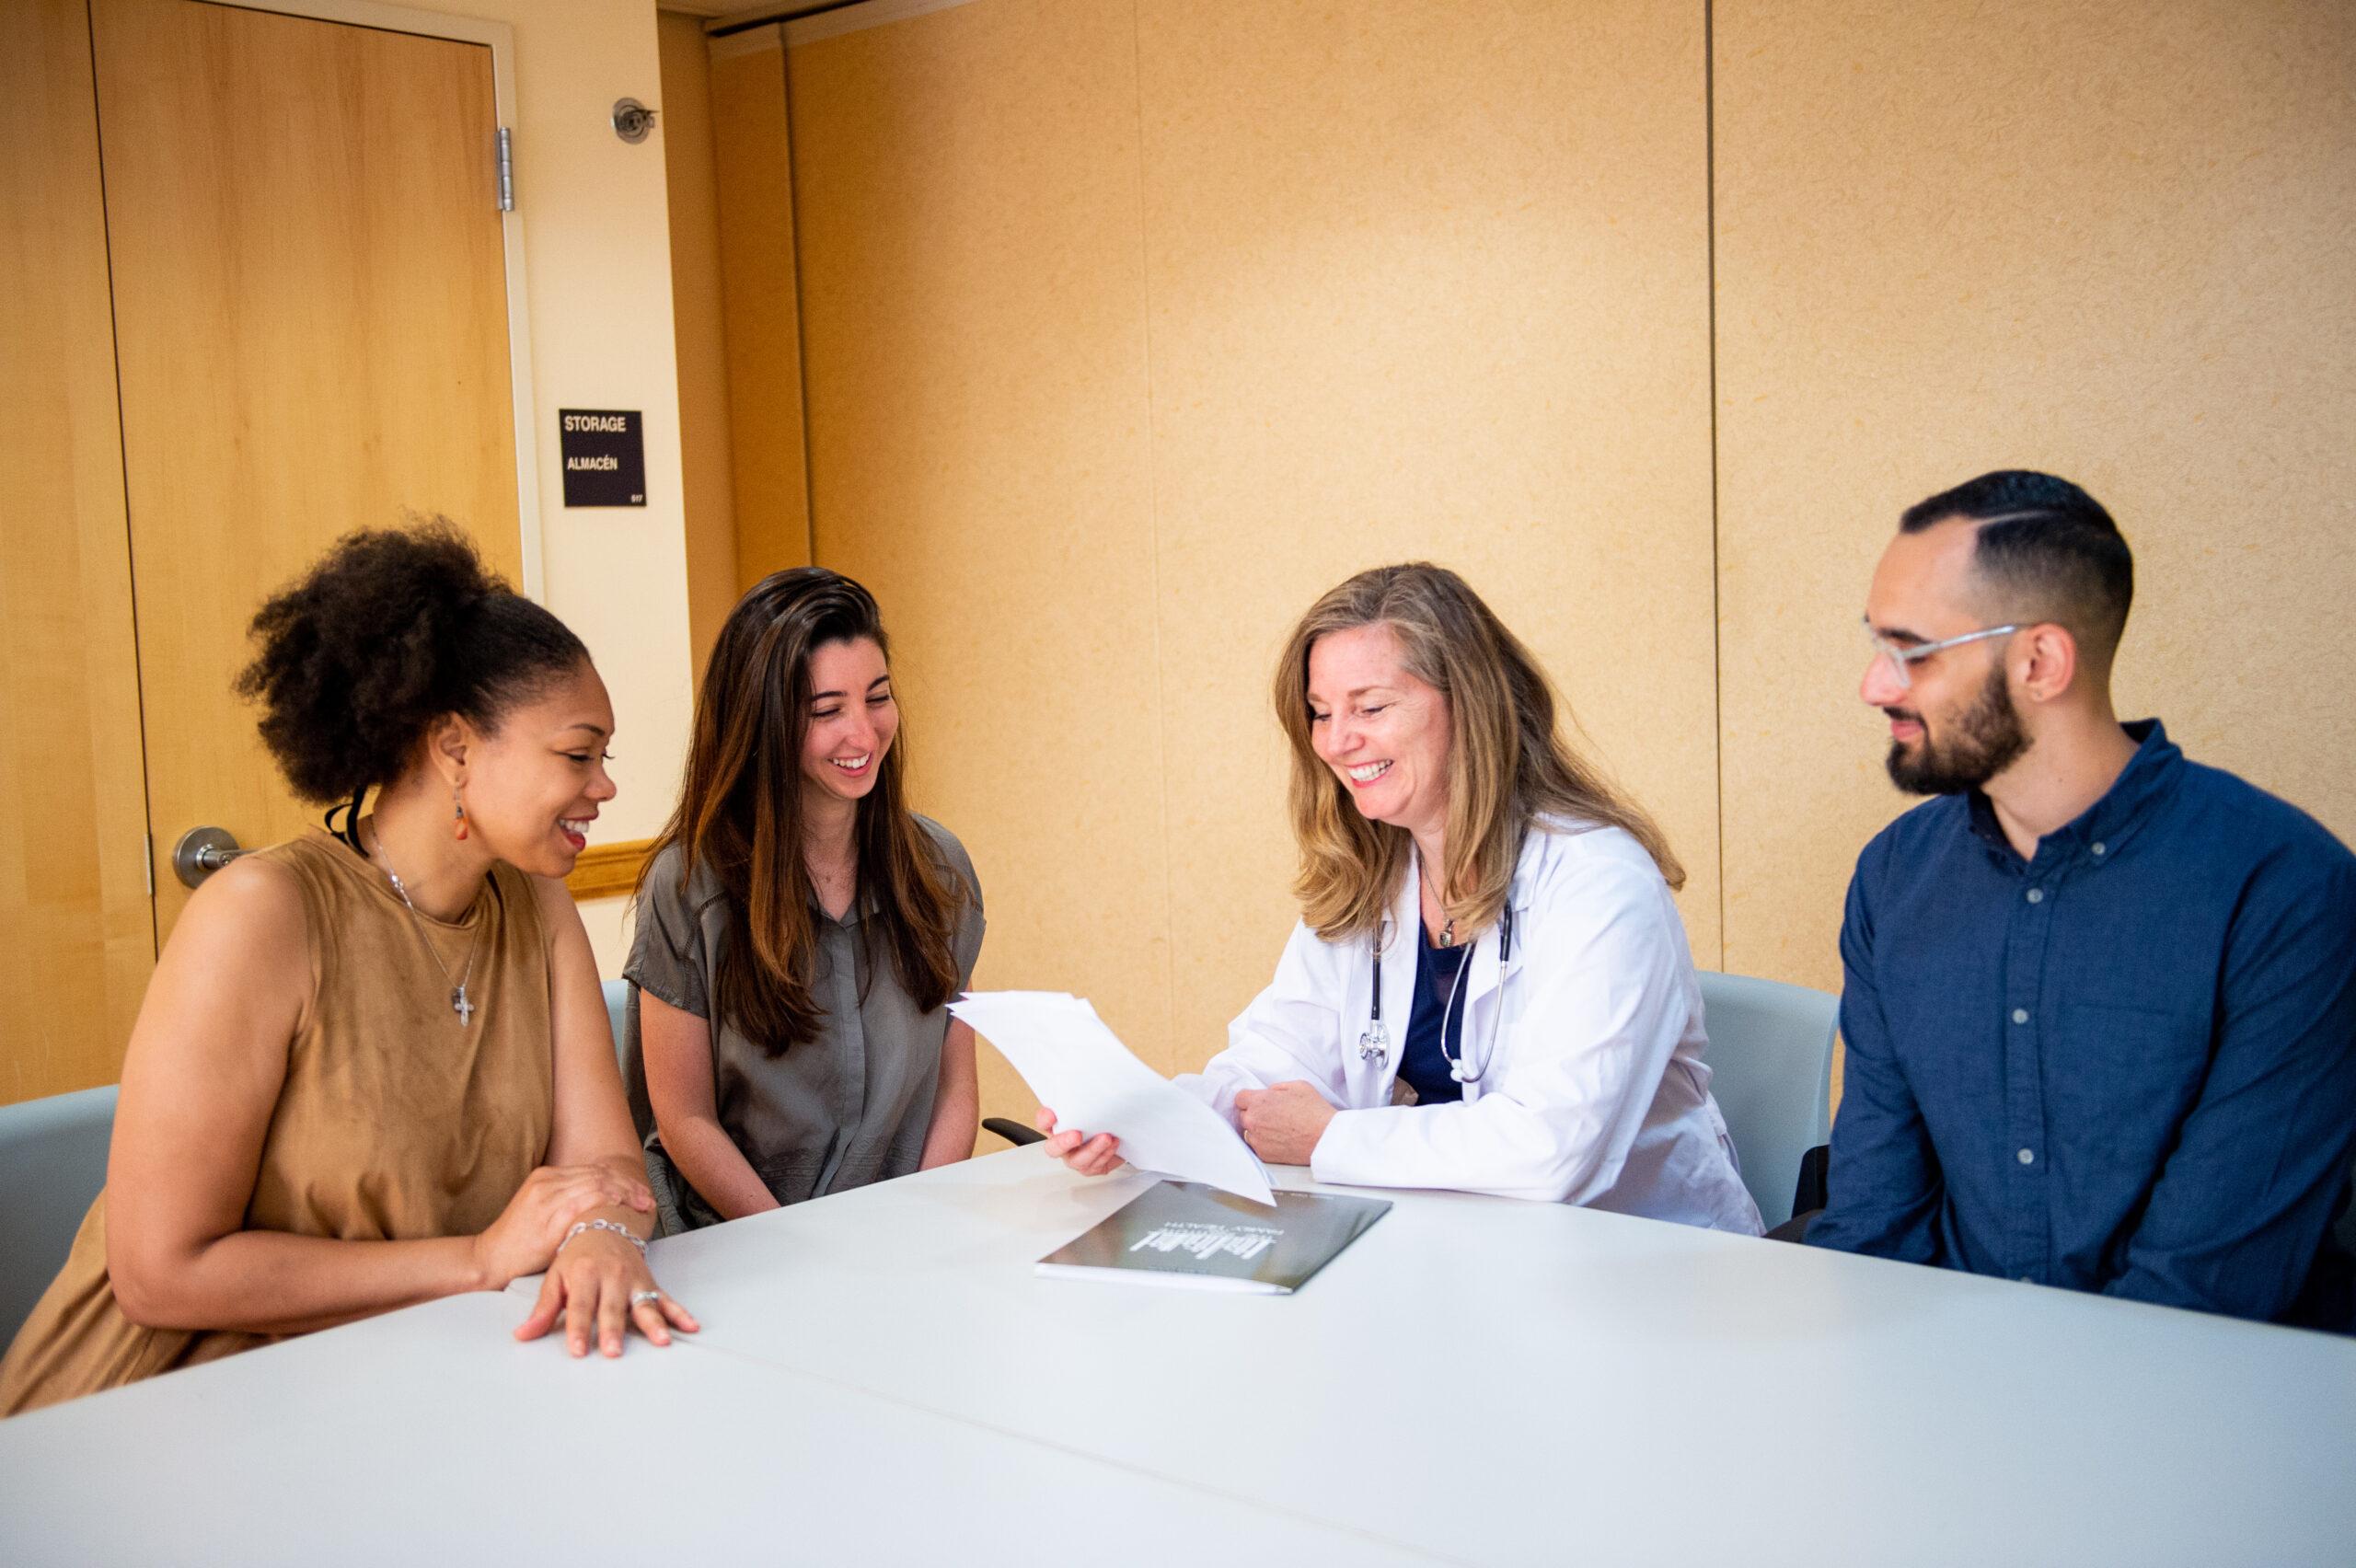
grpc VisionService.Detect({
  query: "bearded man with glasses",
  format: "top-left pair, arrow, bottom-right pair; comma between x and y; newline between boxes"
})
1794,468 -> 2356,1332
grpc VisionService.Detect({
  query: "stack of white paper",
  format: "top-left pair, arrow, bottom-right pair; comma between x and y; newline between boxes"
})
949,991 -> 1276,1206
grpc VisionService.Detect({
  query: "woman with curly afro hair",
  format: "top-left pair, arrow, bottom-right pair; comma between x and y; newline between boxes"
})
1,523 -> 696,1416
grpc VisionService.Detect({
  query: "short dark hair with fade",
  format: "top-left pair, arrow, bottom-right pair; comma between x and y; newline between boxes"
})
1900,469 -> 2134,664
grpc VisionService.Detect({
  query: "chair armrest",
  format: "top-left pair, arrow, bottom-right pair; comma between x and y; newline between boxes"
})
1792,1143 -> 1831,1217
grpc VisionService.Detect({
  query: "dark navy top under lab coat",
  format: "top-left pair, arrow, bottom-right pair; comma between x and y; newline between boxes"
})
1396,926 -> 1472,1106
1807,721 -> 2356,1330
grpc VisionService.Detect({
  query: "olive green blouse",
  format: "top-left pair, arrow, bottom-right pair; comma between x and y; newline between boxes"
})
620,818 -> 983,1231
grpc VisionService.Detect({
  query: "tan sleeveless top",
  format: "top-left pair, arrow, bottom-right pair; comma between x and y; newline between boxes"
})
0,831 -> 553,1416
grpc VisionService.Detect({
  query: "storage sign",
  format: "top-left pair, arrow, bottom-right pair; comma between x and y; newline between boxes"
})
559,409 -> 646,507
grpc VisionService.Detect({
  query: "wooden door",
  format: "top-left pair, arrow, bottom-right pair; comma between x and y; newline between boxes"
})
0,0 -> 157,1103
91,0 -> 525,941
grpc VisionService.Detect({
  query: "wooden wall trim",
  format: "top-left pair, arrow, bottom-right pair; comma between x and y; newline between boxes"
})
565,838 -> 653,902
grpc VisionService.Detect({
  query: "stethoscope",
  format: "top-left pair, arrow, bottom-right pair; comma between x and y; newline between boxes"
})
1355,900 -> 1517,1086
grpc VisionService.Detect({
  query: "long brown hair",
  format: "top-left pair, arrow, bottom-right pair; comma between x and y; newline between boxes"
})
640,568 -> 964,1053
1273,562 -> 1684,942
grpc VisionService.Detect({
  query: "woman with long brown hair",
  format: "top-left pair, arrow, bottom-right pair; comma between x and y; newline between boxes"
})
623,569 -> 983,1230
1045,562 -> 1759,1228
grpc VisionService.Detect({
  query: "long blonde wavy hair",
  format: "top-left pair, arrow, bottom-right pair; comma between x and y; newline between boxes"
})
1275,562 -> 1684,942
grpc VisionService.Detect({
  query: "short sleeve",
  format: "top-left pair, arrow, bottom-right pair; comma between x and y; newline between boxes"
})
623,844 -> 711,1020
921,818 -> 986,993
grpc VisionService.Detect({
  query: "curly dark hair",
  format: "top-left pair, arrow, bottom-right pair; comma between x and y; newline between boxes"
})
235,521 -> 590,803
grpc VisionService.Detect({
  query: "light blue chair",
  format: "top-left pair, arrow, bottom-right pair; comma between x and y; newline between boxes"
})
0,1084 -> 119,1347
1696,971 -> 1837,1230
603,978 -> 630,1071
605,977 -> 691,1234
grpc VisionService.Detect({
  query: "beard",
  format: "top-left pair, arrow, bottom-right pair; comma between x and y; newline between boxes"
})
1885,660 -> 2031,796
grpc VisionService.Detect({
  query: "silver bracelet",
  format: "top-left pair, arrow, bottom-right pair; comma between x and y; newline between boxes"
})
558,1217 -> 648,1257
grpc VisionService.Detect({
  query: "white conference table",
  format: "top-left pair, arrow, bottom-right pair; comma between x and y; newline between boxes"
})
3,1149 -> 2352,1565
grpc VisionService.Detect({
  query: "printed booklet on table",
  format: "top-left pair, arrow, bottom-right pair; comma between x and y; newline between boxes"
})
1037,1180 -> 1391,1294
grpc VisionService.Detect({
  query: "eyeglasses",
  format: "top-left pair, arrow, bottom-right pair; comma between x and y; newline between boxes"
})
1864,619 -> 2020,691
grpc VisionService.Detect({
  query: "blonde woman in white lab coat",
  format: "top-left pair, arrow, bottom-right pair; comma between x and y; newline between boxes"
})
1043,562 -> 1761,1230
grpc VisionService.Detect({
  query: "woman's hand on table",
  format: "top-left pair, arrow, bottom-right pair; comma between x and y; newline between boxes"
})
1036,1107 -> 1125,1176
1235,1080 -> 1336,1165
468,1162 -> 654,1289
514,1227 -> 699,1359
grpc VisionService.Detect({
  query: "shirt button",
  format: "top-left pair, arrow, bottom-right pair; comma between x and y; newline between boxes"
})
2017,1147 -> 2036,1165
2012,1008 -> 2029,1024
2025,888 -> 2045,904
2091,842 -> 2107,857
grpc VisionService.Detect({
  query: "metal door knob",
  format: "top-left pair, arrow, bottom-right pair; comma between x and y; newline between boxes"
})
172,826 -> 247,888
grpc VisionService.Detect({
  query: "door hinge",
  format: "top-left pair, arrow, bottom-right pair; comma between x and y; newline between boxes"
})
144,834 -> 154,898
495,127 -> 515,212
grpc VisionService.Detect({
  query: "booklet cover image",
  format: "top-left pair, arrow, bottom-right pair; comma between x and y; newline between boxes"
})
1036,1181 -> 1391,1294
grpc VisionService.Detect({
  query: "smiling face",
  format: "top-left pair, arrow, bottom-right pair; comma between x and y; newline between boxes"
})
800,635 -> 897,809
1305,623 -> 1452,841
457,660 -> 618,877
1863,516 -> 2030,794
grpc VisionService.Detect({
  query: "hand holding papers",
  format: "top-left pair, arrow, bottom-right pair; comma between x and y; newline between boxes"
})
948,992 -> 1276,1205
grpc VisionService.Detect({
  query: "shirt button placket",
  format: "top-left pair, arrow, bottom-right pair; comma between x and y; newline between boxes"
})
2004,877 -> 2054,1284
818,918 -> 867,1197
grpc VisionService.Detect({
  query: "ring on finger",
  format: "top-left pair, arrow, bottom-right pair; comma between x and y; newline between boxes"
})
629,1289 -> 664,1307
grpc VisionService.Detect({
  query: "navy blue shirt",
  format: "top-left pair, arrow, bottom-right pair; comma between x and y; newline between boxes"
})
1807,721 -> 2356,1329
1395,926 -> 1472,1106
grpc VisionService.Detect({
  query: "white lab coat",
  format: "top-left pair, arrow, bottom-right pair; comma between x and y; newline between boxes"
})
1177,819 -> 1763,1231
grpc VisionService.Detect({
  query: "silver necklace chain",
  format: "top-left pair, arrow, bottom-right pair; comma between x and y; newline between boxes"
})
1417,850 -> 1457,947
376,851 -> 481,1027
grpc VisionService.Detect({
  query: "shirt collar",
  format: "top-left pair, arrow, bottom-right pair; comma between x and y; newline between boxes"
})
810,886 -> 882,928
1965,718 -> 2179,865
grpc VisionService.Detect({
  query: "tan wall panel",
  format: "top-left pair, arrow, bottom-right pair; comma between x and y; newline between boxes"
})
1136,0 -> 1719,1069
0,0 -> 156,1103
711,29 -> 814,587
659,9 -> 743,676
1715,0 -> 2356,1015
785,0 -> 1170,1129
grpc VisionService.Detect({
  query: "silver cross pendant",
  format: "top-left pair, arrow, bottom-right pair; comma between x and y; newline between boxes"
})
452,986 -> 475,1026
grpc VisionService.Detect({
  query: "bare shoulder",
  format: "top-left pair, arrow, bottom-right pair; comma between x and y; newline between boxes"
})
140,850 -> 315,1036
173,852 -> 308,952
